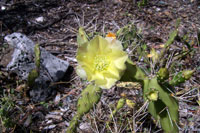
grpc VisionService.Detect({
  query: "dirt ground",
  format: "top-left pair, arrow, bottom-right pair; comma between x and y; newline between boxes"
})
0,0 -> 200,132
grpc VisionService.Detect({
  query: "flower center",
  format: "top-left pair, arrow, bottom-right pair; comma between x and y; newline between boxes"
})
94,55 -> 110,72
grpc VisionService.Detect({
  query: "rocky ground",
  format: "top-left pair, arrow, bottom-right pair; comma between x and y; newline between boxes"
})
0,0 -> 200,132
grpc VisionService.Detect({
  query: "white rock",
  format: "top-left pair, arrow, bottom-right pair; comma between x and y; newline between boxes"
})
35,16 -> 44,23
44,125 -> 56,130
4,33 -> 69,102
4,33 -> 69,82
156,8 -> 161,12
1,6 -> 6,10
79,122 -> 92,132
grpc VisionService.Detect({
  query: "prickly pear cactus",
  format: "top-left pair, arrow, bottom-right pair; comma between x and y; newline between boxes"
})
143,78 -> 179,133
77,27 -> 88,46
34,44 -> 41,70
111,98 -> 125,118
77,84 -> 102,114
157,67 -> 169,82
68,26 -> 194,133
121,61 -> 179,132
170,70 -> 194,86
27,69 -> 39,88
120,59 -> 147,83
66,84 -> 102,133
27,44 -> 41,88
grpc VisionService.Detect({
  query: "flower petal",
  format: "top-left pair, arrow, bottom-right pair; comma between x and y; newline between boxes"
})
107,64 -> 120,79
113,54 -> 128,70
76,66 -> 87,80
76,34 -> 128,89
100,78 -> 117,89
105,37 -> 123,50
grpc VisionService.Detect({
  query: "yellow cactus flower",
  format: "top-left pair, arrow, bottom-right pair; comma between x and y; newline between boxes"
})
76,35 -> 128,89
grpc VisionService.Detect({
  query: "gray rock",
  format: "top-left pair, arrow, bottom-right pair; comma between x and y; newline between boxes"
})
4,33 -> 69,102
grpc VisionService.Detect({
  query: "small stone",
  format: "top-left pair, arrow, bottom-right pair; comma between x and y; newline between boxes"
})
59,107 -> 69,112
35,16 -> 44,23
79,122 -> 93,133
45,114 -> 62,120
158,1 -> 167,5
112,0 -> 122,5
44,125 -> 56,130
54,92 -> 61,104
1,6 -> 6,10
46,120 -> 53,124
156,8 -> 161,12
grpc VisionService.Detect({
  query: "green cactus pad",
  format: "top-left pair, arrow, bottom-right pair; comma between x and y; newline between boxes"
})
77,84 -> 102,115
66,114 -> 81,133
144,78 -> 179,133
116,98 -> 125,110
27,44 -> 41,88
111,98 -> 125,118
170,70 -> 194,86
34,44 -> 40,69
120,59 -> 147,83
77,27 -> 89,46
182,70 -> 195,80
67,84 -> 102,133
27,69 -> 39,88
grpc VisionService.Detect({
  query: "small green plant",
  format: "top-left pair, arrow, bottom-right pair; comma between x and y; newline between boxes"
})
0,94 -> 15,129
39,101 -> 49,108
137,0 -> 148,8
67,23 -> 194,133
